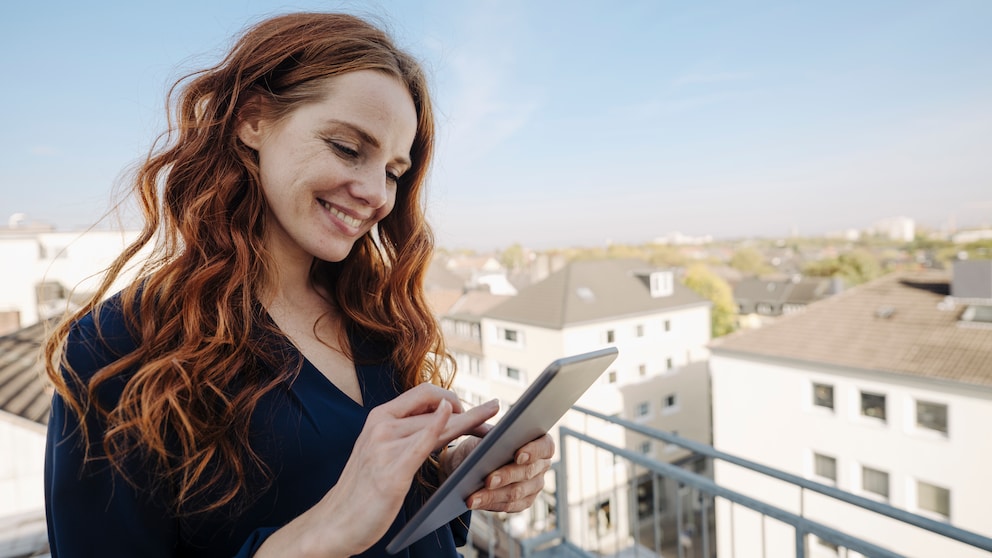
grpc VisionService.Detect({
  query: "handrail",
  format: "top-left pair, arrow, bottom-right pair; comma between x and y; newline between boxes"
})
571,404 -> 992,552
561,426 -> 903,558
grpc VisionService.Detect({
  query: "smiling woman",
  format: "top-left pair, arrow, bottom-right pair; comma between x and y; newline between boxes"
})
42,12 -> 553,558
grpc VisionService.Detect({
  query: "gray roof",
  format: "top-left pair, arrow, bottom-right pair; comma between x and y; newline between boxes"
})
485,259 -> 708,329
712,269 -> 992,388
0,321 -> 51,426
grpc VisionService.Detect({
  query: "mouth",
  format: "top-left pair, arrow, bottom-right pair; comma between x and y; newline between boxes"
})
318,199 -> 363,228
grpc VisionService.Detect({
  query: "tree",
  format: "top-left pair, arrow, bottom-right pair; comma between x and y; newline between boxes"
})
729,246 -> 773,277
802,249 -> 883,287
499,243 -> 526,271
682,264 -> 738,337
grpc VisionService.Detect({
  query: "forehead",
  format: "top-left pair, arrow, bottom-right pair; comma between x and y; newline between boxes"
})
305,70 -> 418,153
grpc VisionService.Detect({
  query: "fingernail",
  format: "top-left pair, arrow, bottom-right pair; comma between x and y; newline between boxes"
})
517,453 -> 530,465
486,399 -> 500,409
470,497 -> 482,509
489,475 -> 501,488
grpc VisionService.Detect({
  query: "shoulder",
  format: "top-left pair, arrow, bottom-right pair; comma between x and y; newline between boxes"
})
63,290 -> 141,384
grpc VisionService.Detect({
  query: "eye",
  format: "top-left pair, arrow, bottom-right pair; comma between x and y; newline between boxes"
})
386,169 -> 401,185
330,141 -> 359,159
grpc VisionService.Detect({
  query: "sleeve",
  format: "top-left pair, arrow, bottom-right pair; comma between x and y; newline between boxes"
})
44,305 -> 280,558
450,510 -> 472,547
46,391 -> 180,557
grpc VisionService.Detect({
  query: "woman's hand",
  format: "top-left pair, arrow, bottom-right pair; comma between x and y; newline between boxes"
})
444,430 -> 555,513
256,384 -> 499,558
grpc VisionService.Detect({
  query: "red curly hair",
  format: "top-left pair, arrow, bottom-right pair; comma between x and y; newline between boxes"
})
44,12 -> 451,517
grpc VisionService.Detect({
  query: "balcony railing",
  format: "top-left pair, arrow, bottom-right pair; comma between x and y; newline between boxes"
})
468,406 -> 992,558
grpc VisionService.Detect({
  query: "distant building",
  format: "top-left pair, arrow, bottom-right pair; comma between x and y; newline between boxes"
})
652,231 -> 713,246
870,216 -> 916,243
0,227 -> 147,335
468,259 -> 713,552
0,321 -> 51,556
710,262 -> 992,557
732,276 -> 840,328
952,228 -> 992,245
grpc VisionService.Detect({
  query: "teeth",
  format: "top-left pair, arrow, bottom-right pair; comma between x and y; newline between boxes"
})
322,202 -> 362,227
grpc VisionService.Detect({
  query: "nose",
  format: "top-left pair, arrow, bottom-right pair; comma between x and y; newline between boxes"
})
350,165 -> 389,209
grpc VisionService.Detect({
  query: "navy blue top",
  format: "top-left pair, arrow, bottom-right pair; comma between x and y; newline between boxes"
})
45,295 -> 469,557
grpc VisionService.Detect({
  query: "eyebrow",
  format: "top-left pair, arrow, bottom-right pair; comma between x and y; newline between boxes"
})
325,119 -> 412,169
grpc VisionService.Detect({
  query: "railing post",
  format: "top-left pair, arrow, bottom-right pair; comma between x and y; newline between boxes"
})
556,426 -> 570,545
676,482 -> 685,558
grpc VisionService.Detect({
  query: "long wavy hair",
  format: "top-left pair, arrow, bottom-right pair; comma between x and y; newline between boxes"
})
44,12 -> 452,517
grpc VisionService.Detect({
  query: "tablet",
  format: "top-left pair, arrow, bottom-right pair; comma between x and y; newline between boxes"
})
386,346 -> 619,554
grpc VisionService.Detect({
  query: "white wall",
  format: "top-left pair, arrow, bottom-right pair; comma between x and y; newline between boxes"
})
710,352 -> 992,557
0,415 -> 46,518
0,229 -> 147,328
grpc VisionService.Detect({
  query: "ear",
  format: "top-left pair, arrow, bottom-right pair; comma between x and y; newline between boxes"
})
236,98 -> 267,150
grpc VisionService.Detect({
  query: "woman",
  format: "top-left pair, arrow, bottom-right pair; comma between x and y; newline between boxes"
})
44,12 -> 553,557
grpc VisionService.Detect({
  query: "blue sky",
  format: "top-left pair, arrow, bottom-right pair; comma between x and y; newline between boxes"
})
2,1 -> 991,250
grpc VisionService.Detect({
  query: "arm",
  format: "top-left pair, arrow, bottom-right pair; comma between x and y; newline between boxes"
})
46,391 -> 178,557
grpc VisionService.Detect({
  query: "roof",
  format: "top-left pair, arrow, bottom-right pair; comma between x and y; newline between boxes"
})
485,259 -> 708,329
0,320 -> 52,426
733,276 -> 834,311
712,269 -> 992,388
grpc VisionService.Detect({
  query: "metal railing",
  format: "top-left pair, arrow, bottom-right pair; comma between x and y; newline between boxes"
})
470,406 -> 992,558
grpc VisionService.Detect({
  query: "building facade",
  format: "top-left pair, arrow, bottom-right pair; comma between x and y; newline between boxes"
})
710,263 -> 992,557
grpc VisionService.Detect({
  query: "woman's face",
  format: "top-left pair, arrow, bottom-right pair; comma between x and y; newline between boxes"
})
238,70 -> 418,267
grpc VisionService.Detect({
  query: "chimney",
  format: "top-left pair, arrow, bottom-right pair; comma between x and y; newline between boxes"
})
952,260 -> 992,301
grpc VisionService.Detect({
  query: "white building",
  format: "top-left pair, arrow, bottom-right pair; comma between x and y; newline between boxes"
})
710,262 -> 992,557
869,216 -> 916,243
457,259 -> 713,552
0,322 -> 50,556
0,227 -> 146,334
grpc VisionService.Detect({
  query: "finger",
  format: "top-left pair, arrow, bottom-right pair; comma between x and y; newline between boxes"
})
380,384 -> 463,418
438,400 -> 498,443
514,433 -> 555,465
485,457 -> 552,489
468,475 -> 545,513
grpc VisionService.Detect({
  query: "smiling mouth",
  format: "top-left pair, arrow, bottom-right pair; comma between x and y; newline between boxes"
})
318,199 -> 363,228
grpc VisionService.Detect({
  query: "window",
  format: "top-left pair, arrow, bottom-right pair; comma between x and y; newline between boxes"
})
813,453 -> 837,483
500,365 -> 523,382
607,370 -> 617,384
638,364 -> 647,376
639,441 -> 652,455
917,481 -> 951,519
636,324 -> 644,337
664,319 -> 671,332
662,393 -> 679,414
862,466 -> 889,498
861,391 -> 886,421
636,477 -> 655,519
650,271 -> 674,297
666,357 -> 673,370
606,329 -> 615,343
813,383 -> 834,410
497,327 -> 523,346
635,402 -> 650,418
916,400 -> 948,434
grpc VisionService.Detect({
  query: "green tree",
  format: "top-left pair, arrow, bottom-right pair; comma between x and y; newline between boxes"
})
682,264 -> 738,337
500,243 -> 526,271
802,249 -> 883,287
729,246 -> 773,277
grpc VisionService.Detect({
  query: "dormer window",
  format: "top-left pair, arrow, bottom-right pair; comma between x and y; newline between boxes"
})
650,271 -> 674,298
